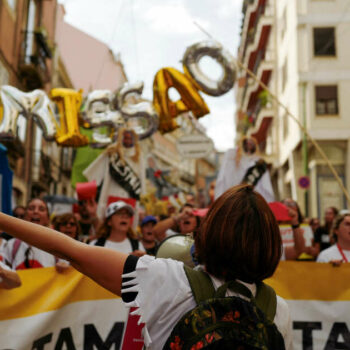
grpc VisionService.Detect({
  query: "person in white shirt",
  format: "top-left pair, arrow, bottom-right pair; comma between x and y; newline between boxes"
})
4,198 -> 57,270
317,214 -> 350,263
89,201 -> 145,256
0,238 -> 21,289
0,185 -> 292,349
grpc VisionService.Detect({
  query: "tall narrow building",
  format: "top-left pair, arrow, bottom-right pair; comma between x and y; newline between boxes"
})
236,0 -> 350,218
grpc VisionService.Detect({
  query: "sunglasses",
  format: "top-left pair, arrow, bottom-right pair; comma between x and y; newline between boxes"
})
60,221 -> 77,227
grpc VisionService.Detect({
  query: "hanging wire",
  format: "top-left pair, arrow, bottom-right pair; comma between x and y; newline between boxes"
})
94,0 -> 126,87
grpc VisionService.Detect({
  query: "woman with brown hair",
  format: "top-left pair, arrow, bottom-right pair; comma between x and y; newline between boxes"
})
89,201 -> 145,256
52,213 -> 81,240
0,185 -> 291,349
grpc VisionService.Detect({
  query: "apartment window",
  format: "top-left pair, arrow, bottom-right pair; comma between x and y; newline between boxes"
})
315,85 -> 338,115
6,0 -> 17,11
25,0 -> 37,63
313,27 -> 336,56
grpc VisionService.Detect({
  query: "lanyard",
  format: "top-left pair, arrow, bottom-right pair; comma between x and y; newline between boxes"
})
337,244 -> 349,263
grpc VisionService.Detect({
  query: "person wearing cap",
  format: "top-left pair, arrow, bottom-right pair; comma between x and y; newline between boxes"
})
140,216 -> 158,256
89,201 -> 145,256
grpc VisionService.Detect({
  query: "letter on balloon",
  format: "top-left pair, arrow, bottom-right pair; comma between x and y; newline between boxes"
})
153,68 -> 209,133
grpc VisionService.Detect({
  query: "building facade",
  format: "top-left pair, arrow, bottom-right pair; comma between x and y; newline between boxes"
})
0,0 -> 58,205
0,1 -> 128,206
236,0 -> 350,218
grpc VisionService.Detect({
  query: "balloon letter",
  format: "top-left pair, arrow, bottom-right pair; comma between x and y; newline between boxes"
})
183,40 -> 236,96
0,85 -> 57,141
50,88 -> 89,147
153,68 -> 209,133
117,82 -> 159,140
81,90 -> 123,148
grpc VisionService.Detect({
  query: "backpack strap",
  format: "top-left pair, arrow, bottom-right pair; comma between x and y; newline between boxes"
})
129,238 -> 139,252
217,280 -> 277,323
12,239 -> 22,261
215,280 -> 253,299
184,265 -> 216,304
95,237 -> 107,246
255,282 -> 277,323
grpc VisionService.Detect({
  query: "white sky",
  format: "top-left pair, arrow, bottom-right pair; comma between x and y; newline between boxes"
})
59,0 -> 243,151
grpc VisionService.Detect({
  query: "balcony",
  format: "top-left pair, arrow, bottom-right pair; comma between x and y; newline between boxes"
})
18,29 -> 53,90
242,0 -> 269,61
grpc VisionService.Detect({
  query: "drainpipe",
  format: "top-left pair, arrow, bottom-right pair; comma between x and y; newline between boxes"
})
302,82 -> 309,216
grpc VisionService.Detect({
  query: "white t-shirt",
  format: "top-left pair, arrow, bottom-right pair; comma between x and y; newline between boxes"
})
89,238 -> 145,254
121,255 -> 293,350
3,239 -> 57,270
0,239 -> 6,262
316,244 -> 350,262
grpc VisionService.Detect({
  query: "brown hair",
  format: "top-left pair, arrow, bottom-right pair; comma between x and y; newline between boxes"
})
332,214 -> 350,242
97,217 -> 137,240
195,184 -> 282,283
52,213 -> 81,239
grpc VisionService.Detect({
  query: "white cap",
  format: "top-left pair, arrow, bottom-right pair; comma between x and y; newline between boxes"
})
105,201 -> 134,218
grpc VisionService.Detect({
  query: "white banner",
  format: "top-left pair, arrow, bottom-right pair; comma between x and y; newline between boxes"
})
0,267 -> 142,350
1,262 -> 350,349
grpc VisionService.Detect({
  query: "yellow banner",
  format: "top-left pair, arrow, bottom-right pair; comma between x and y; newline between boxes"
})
0,267 -> 117,321
266,261 -> 350,301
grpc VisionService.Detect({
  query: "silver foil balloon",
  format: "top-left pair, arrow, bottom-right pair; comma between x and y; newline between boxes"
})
0,85 -> 57,141
31,93 -> 58,140
116,81 -> 144,109
183,40 -> 237,96
116,82 -> 159,140
81,90 -> 124,148
121,101 -> 159,140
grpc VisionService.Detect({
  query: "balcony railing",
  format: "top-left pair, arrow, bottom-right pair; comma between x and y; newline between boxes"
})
242,0 -> 267,60
18,29 -> 52,90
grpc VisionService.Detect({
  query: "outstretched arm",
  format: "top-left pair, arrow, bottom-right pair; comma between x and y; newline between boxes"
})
0,213 -> 127,295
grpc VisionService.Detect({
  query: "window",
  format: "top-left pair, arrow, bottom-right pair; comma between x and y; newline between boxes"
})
6,0 -> 17,11
313,27 -> 336,56
315,85 -> 338,115
25,0 -> 37,63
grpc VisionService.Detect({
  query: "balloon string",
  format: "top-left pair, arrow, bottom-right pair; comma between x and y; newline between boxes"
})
193,21 -> 350,206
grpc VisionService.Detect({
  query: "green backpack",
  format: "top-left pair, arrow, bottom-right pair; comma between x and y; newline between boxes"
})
163,266 -> 285,350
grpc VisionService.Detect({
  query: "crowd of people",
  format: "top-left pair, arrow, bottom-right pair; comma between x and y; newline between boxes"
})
0,193 -> 348,288
0,187 -> 349,349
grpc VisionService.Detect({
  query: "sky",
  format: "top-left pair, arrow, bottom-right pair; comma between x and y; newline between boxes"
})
58,0 -> 243,151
